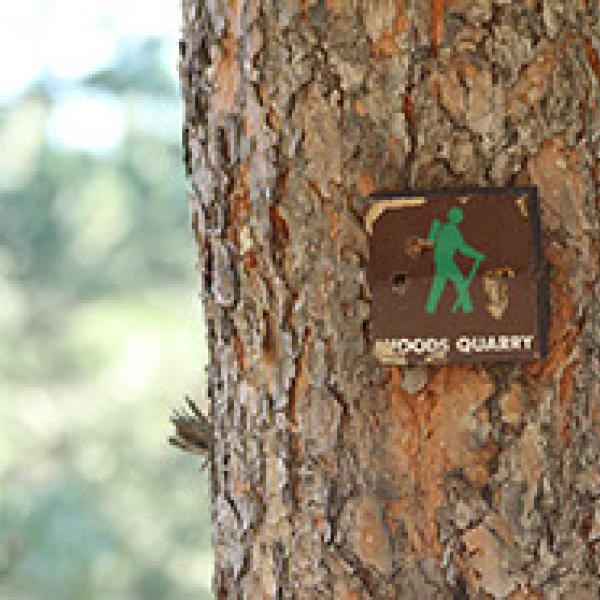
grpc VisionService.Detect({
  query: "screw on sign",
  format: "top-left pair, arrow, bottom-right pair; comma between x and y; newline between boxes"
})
365,187 -> 548,365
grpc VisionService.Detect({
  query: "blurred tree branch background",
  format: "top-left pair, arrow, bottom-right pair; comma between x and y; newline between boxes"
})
0,1 -> 212,598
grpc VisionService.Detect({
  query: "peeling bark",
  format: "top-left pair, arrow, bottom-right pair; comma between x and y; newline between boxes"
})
180,1 -> 600,597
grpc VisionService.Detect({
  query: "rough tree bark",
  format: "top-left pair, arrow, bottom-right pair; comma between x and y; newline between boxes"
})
179,1 -> 600,597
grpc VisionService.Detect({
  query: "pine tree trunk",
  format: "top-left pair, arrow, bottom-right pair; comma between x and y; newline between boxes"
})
180,1 -> 600,597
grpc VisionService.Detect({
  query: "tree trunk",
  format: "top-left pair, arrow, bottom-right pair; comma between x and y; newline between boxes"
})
180,1 -> 600,597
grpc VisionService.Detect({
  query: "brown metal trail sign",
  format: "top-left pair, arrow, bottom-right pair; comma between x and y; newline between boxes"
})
366,187 -> 548,365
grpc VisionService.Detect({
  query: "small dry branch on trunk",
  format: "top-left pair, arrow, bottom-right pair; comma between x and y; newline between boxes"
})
169,396 -> 213,466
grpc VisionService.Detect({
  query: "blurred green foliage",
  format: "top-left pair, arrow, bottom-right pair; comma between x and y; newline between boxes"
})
0,8 -> 212,600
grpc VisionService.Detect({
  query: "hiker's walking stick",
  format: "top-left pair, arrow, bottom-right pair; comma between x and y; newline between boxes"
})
451,255 -> 483,313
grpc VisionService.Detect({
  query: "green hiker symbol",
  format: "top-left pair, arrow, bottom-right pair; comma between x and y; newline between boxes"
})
425,207 -> 484,314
